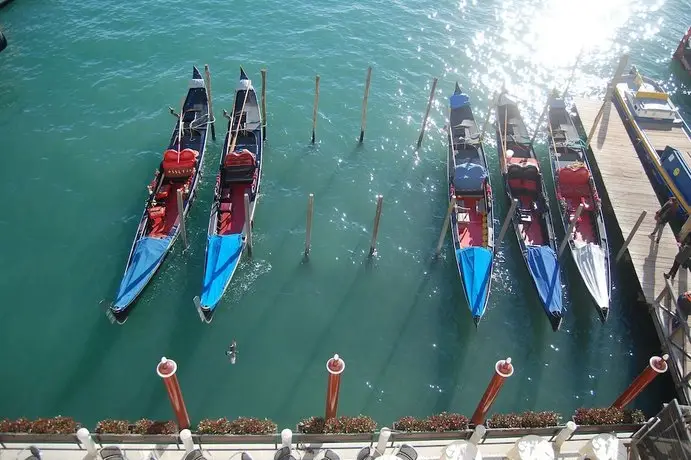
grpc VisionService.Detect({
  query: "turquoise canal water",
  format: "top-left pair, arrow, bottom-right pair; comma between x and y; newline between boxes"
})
0,0 -> 689,427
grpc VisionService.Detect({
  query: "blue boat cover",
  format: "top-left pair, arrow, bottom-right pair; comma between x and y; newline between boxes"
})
200,234 -> 244,309
113,236 -> 172,311
456,247 -> 492,319
660,146 -> 691,213
526,246 -> 563,315
450,93 -> 469,109
454,161 -> 487,192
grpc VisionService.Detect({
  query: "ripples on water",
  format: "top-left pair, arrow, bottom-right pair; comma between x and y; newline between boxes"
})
0,0 -> 687,426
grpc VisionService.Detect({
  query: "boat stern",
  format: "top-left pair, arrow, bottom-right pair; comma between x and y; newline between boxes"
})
456,247 -> 493,322
572,243 -> 610,320
526,245 -> 565,324
112,236 -> 172,313
199,234 -> 244,311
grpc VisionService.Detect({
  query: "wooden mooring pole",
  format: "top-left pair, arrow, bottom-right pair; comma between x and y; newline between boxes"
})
417,77 -> 438,149
312,75 -> 320,144
176,188 -> 188,250
495,199 -> 518,250
244,193 -> 253,257
369,195 -> 383,256
435,197 -> 456,256
471,358 -> 514,426
261,68 -> 267,139
611,354 -> 669,409
325,354 -> 346,420
615,210 -> 647,262
559,203 -> 584,257
203,64 -> 216,140
305,193 -> 314,258
359,66 -> 372,143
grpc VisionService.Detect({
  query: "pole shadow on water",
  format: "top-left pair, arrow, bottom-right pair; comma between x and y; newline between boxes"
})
432,273 -> 474,415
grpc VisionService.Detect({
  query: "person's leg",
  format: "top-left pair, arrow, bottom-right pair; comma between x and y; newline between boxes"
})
650,222 -> 662,237
655,221 -> 667,243
666,259 -> 682,279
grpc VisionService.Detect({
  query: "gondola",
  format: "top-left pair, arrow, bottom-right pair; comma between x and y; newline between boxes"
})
547,91 -> 610,321
110,66 -> 210,322
495,91 -> 564,331
447,84 -> 495,325
196,67 -> 263,322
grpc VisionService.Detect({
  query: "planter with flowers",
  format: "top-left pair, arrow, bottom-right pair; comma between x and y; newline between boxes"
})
570,407 -> 645,434
296,415 -> 377,443
0,417 -> 81,443
195,417 -> 278,443
94,419 -> 179,444
392,413 -> 472,440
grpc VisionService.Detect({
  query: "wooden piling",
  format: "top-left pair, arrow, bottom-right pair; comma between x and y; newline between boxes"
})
203,64 -> 216,140
615,210 -> 647,262
244,193 -> 253,257
176,188 -> 188,249
528,99 -> 550,149
369,195 -> 383,256
478,92 -> 497,142
312,75 -> 320,144
359,66 -> 372,144
261,68 -> 267,139
559,203 -> 584,256
416,77 -> 438,149
495,199 -> 518,250
305,193 -> 314,257
435,197 -> 456,256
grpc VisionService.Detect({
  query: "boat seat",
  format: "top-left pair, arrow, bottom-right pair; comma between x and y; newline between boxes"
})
148,206 -> 166,237
155,184 -> 171,201
220,202 -> 233,213
457,211 -> 470,223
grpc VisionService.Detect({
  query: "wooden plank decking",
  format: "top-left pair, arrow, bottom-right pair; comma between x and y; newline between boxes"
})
574,98 -> 691,403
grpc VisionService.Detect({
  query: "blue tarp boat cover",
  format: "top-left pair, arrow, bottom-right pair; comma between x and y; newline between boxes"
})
200,234 -> 244,309
113,236 -> 172,311
526,246 -> 563,315
450,93 -> 469,109
454,161 -> 487,192
456,247 -> 492,319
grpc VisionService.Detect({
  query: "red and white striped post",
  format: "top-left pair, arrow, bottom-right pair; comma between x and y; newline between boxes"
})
611,354 -> 669,409
156,356 -> 190,429
471,357 -> 514,426
325,354 -> 345,421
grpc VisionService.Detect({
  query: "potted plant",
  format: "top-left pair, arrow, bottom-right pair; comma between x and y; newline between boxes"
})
0,416 -> 80,443
196,417 -> 277,444
393,413 -> 471,440
297,415 -> 377,443
485,411 -> 563,438
571,407 -> 645,434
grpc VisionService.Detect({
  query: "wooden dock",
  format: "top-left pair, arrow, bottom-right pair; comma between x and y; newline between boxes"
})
574,98 -> 691,403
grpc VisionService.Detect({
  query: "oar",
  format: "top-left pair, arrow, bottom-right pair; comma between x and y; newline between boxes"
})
496,98 -> 507,174
176,97 -> 185,161
227,87 -> 250,157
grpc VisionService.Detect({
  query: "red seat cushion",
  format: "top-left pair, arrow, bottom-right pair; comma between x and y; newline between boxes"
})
224,149 -> 256,168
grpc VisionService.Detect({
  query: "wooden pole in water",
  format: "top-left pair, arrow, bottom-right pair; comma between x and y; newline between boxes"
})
495,198 -> 518,250
261,68 -> 267,139
417,77 -> 438,149
359,66 -> 372,144
611,354 -> 668,409
435,197 -> 456,256
478,92 -> 497,142
471,358 -> 514,426
528,98 -> 550,149
244,192 -> 253,257
305,193 -> 314,258
586,54 -> 629,148
203,64 -> 216,141
369,195 -> 383,256
325,354 -> 346,420
615,210 -> 647,262
176,188 -> 188,249
156,357 -> 190,429
559,203 -> 584,257
312,75 -> 320,144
